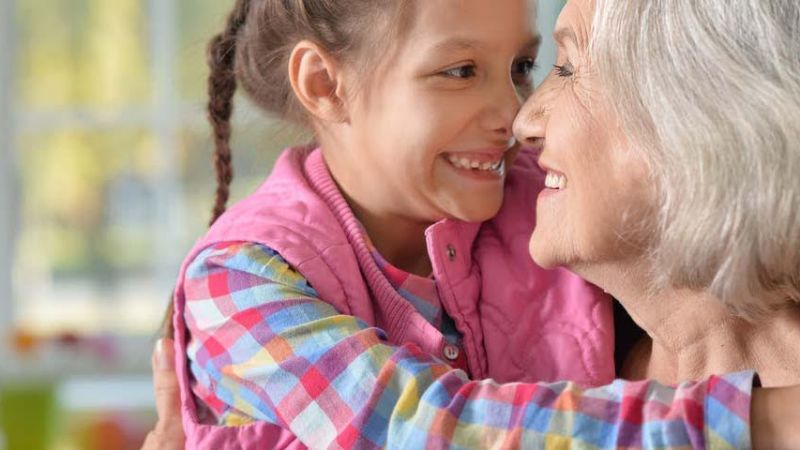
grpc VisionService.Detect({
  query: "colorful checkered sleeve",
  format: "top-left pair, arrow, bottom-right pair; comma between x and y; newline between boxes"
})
184,241 -> 754,449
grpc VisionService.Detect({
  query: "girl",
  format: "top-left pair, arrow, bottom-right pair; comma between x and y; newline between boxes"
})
169,0 -> 770,448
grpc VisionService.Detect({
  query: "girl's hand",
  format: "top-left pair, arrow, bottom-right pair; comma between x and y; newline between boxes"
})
751,383 -> 800,448
141,338 -> 185,450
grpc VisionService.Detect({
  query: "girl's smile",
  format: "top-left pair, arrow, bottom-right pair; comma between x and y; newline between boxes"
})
442,140 -> 516,181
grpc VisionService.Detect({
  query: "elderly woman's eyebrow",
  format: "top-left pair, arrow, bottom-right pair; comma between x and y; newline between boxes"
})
553,27 -> 578,47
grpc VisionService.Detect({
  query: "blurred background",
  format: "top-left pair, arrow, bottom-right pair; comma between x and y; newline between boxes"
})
0,1 -> 563,449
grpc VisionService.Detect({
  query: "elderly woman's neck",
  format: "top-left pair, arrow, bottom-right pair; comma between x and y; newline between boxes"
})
578,260 -> 727,346
577,259 -> 800,386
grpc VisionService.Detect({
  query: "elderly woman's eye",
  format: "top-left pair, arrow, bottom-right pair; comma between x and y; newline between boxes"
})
553,62 -> 574,78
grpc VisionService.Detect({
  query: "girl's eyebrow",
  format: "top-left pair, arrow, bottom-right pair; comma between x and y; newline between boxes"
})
430,34 -> 542,55
430,37 -> 484,54
525,34 -> 543,52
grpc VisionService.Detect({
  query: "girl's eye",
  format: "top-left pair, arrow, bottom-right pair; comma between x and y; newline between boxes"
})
512,58 -> 537,78
441,65 -> 477,79
511,57 -> 537,86
553,62 -> 575,78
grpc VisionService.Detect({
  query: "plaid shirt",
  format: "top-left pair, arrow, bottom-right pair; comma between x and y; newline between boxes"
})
184,242 -> 753,449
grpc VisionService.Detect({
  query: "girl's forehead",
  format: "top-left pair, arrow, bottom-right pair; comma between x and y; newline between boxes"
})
405,0 -> 538,47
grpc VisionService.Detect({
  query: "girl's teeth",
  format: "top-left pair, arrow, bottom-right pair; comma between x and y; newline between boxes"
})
447,154 -> 504,173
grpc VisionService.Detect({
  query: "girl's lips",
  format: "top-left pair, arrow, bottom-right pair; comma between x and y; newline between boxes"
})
442,148 -> 507,165
443,154 -> 507,179
441,144 -> 514,179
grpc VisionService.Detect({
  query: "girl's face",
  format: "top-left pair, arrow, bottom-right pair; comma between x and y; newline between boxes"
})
512,0 -> 654,273
334,0 -> 539,224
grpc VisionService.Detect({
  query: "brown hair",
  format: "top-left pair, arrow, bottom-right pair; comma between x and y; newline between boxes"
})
163,0 -> 412,338
208,0 -> 413,225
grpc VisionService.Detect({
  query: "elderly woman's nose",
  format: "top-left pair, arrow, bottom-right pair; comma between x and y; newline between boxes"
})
513,92 -> 549,146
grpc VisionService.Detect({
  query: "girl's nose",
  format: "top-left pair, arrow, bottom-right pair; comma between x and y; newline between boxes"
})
485,83 -> 523,141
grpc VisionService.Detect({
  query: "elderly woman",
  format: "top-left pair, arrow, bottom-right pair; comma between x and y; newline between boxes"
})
513,0 -> 800,387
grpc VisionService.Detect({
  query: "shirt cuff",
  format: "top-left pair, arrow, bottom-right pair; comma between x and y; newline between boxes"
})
704,370 -> 756,449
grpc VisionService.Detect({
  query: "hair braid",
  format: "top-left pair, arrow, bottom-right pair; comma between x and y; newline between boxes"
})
207,0 -> 251,226
161,0 -> 253,341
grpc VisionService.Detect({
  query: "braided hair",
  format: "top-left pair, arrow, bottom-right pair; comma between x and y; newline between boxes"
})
207,0 -> 251,225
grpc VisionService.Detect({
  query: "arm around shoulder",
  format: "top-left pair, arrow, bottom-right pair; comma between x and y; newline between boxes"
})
751,384 -> 800,449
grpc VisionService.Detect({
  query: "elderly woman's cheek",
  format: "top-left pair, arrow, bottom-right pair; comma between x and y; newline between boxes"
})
597,154 -> 657,260
567,112 -> 653,266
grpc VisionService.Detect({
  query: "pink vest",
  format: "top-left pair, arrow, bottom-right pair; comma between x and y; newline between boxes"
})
172,147 -> 615,449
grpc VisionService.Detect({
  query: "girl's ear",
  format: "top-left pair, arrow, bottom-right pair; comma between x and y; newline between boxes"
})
288,40 -> 350,124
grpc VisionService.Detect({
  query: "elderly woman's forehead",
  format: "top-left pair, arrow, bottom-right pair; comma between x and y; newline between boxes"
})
559,0 -> 595,40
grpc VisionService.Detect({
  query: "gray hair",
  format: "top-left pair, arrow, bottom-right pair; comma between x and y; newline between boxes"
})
591,0 -> 800,318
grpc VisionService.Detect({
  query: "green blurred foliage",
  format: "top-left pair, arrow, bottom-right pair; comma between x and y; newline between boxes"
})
13,0 -> 302,301
17,0 -> 150,109
17,129 -> 156,279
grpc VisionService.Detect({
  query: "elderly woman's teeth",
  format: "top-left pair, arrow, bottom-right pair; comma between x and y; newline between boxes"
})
447,155 -> 504,173
545,172 -> 567,189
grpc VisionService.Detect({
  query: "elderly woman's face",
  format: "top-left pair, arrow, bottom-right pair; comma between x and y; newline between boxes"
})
513,0 -> 654,272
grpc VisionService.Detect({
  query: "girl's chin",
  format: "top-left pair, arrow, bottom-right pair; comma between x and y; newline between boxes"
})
446,200 -> 503,223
